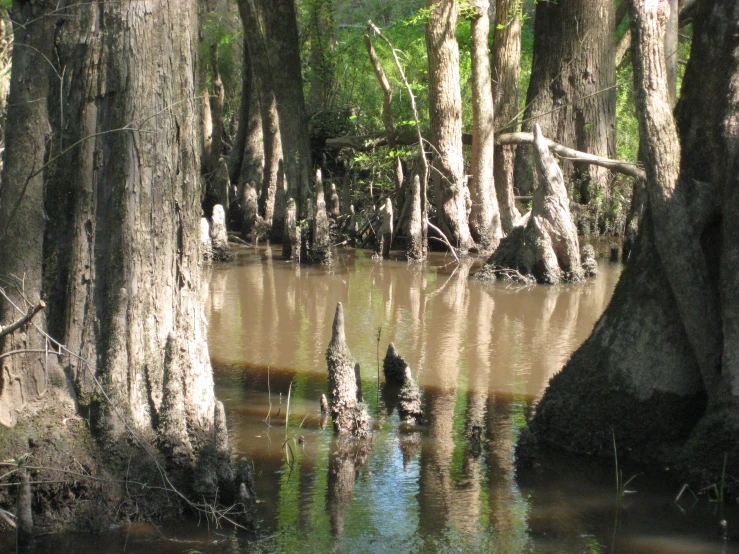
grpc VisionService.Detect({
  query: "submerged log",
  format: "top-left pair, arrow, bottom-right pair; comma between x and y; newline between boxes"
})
406,175 -> 425,261
282,197 -> 300,262
200,217 -> 212,262
375,197 -> 393,259
325,303 -> 370,437
328,183 -> 341,218
482,124 -> 583,284
211,204 -> 234,262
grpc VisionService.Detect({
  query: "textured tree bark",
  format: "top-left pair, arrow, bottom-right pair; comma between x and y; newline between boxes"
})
631,0 -> 721,391
468,0 -> 503,252
238,0 -> 281,227
40,0 -> 217,437
0,0 -> 56,427
491,0 -> 522,234
261,0 -> 313,215
325,304 -> 370,436
236,43 -> 265,200
228,37 -> 256,185
527,0 -> 739,495
425,0 -> 473,251
514,0 -> 616,204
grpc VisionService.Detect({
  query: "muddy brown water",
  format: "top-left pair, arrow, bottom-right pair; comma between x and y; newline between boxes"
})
6,246 -> 739,553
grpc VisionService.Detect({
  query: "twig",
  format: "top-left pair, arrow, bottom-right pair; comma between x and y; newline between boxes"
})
426,220 -> 460,264
0,300 -> 45,338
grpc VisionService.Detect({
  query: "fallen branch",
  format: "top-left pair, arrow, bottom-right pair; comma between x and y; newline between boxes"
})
426,219 -> 460,264
325,132 -> 645,180
0,300 -> 45,339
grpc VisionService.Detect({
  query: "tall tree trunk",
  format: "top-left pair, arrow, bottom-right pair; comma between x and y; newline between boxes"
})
491,0 -> 522,234
40,0 -> 217,436
238,0 -> 281,227
469,0 -> 502,252
208,43 -> 225,174
664,0 -> 678,107
0,0 -> 56,427
425,0 -> 474,251
262,0 -> 312,217
514,0 -> 616,204
229,35 -> 265,228
307,0 -> 336,110
528,0 -> 739,495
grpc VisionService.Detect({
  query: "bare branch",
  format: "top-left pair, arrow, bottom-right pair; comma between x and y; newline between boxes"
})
0,301 -> 45,339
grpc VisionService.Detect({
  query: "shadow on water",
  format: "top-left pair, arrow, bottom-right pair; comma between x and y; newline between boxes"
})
11,245 -> 739,553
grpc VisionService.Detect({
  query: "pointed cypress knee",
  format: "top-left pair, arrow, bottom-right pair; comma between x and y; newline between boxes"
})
325,303 -> 370,436
383,342 -> 409,385
312,186 -> 331,264
397,366 -> 423,425
406,175 -> 424,261
211,204 -> 234,262
283,197 -> 300,261
16,470 -> 33,551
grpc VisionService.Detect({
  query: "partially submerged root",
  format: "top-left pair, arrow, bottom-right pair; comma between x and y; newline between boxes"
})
483,124 -> 583,284
325,303 -> 370,437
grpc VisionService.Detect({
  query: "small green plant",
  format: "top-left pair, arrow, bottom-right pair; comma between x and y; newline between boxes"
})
612,429 -> 639,507
375,325 -> 383,386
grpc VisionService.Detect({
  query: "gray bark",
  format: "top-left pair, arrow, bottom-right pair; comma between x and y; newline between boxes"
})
425,0 -> 474,251
39,0 -> 218,437
0,0 -> 55,427
469,0 -> 502,251
514,0 -> 616,203
491,0 -> 522,234
211,205 -> 234,262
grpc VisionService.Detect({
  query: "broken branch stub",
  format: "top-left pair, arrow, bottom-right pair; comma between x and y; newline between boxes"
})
325,303 -> 370,437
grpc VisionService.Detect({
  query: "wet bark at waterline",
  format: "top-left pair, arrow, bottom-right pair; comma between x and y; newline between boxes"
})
526,0 -> 739,496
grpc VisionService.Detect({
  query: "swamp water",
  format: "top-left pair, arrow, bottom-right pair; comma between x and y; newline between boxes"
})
10,247 -> 739,553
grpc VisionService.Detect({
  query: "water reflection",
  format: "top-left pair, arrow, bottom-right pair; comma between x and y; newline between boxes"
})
12,247 -> 738,553
206,246 -> 627,551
